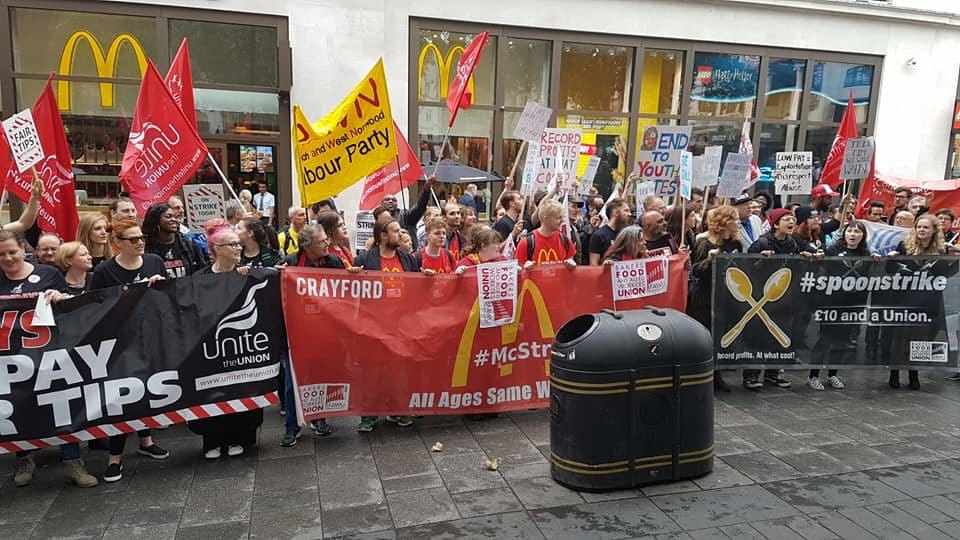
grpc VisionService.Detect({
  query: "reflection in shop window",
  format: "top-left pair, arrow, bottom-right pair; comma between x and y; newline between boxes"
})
805,125 -> 865,183
689,52 -> 760,118
757,124 -> 799,184
418,106 -> 493,170
170,20 -> 278,87
417,29 -> 496,105
688,121 -> 750,172
765,59 -> 806,121
639,50 -> 683,115
195,88 -> 279,137
502,38 -> 551,108
808,62 -> 873,124
559,43 -> 632,113
558,114 -> 627,198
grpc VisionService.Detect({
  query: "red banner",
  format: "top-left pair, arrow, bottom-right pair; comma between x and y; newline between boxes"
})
165,38 -> 197,128
283,257 -> 688,419
119,61 -> 208,216
359,122 -> 424,210
855,174 -> 960,218
819,94 -> 875,190
1,79 -> 79,241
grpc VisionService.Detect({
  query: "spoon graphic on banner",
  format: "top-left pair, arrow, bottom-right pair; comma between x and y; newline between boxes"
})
721,267 -> 792,349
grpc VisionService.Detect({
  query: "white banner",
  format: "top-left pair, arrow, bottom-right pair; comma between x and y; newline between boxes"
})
611,257 -> 669,301
182,184 -> 226,231
477,260 -> 518,328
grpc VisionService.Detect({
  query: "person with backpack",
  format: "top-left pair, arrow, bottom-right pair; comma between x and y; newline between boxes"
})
142,203 -> 207,279
516,199 -> 577,268
277,206 -> 308,257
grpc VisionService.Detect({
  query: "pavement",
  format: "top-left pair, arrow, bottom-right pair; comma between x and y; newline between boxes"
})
5,370 -> 960,539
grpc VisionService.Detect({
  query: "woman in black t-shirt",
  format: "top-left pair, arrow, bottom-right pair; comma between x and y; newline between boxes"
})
55,241 -> 95,295
237,217 -> 283,268
89,219 -> 169,483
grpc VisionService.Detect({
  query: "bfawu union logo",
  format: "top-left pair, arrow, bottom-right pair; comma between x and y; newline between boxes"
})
299,383 -> 351,415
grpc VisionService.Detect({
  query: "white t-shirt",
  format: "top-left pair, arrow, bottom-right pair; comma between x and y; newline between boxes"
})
253,192 -> 276,218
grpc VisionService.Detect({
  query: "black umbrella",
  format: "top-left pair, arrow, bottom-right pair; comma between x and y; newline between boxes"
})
422,159 -> 503,184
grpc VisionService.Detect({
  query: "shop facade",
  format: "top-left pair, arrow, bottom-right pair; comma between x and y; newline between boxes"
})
11,0 -> 960,223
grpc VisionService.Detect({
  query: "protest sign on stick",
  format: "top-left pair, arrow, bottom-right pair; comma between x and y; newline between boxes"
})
513,102 -> 553,143
354,211 -> 375,252
717,153 -> 751,198
612,257 -> 670,302
183,184 -> 226,231
774,151 -> 813,195
636,125 -> 691,198
841,136 -> 875,182
679,151 -> 693,200
578,155 -> 601,196
477,261 -> 518,328
1,109 -> 44,173
695,146 -> 723,188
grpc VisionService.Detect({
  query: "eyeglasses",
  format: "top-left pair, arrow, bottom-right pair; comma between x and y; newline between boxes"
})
316,239 -> 331,247
119,235 -> 145,243
216,242 -> 243,248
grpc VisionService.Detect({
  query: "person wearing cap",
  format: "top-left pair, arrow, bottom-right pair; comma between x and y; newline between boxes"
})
733,193 -> 764,252
793,206 -> 825,252
811,184 -> 841,239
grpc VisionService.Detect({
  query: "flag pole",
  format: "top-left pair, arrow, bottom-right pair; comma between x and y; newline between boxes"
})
206,152 -> 242,205
508,140 -> 528,182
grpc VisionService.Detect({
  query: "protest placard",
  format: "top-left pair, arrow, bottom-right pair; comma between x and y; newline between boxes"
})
679,151 -> 693,200
182,184 -> 226,231
520,144 -> 542,196
636,181 -> 657,213
636,125 -> 692,197
612,257 -> 669,301
773,151 -> 813,195
717,152 -> 751,198
540,128 -> 581,190
841,136 -> 875,181
354,211 -> 375,252
577,155 -> 601,196
1,108 -> 44,173
513,102 -> 553,143
477,260 -> 518,328
694,145 -> 722,188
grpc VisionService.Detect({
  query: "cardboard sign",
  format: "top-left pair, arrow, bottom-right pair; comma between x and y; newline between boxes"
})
1,109 -> 44,173
477,260 -> 518,328
612,257 -> 669,301
354,211 -> 375,252
577,155 -> 601,196
636,125 -> 692,197
717,152 -> 751,198
520,144 -> 542,196
841,137 -> 875,181
636,181 -> 658,213
679,151 -> 693,200
542,128 -> 581,191
513,102 -> 553,143
774,151 -> 813,195
694,146 -> 723,188
182,184 -> 226,231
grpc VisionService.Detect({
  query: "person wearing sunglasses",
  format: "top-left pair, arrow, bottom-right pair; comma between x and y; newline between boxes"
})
142,203 -> 207,280
90,218 -> 169,482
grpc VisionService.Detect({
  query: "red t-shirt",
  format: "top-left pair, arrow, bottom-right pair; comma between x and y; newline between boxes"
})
420,248 -> 454,273
447,233 -> 462,261
516,230 -> 576,266
457,254 -> 507,267
380,254 -> 404,272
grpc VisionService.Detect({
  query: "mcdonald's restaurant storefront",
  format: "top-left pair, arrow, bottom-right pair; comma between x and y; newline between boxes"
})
0,0 -> 291,211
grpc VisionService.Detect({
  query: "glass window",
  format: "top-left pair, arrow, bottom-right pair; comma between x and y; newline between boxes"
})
502,38 -> 551,108
558,114 -> 628,197
417,29 -> 496,106
13,8 -> 157,79
689,52 -> 760,118
757,124 -> 800,184
559,43 -> 633,113
418,106 -> 493,171
688,121 -> 750,171
639,50 -> 683,115
194,88 -> 279,137
170,20 -> 278,87
765,58 -> 806,120
808,61 -> 873,124
805,125 -> 865,183
16,77 -> 138,118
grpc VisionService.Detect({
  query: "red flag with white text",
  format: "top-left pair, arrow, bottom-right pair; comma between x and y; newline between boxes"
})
819,94 -> 874,190
165,38 -> 197,128
1,79 -> 79,241
446,31 -> 489,127
359,122 -> 424,211
119,61 -> 208,216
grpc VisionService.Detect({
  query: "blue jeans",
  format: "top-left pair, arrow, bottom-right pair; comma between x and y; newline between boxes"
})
281,349 -> 298,434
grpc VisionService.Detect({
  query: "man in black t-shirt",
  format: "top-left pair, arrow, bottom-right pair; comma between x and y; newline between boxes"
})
493,189 -> 524,242
588,198 -> 631,265
641,210 -> 678,256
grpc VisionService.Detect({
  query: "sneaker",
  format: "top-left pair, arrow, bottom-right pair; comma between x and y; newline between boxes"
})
63,459 -> 98,488
386,416 -> 414,428
743,377 -> 762,391
357,417 -> 377,432
827,375 -> 845,389
137,444 -> 169,460
281,429 -> 301,448
280,408 -> 286,416
204,448 -> 221,460
13,456 -> 35,487
946,373 -> 960,382
227,445 -> 244,457
714,374 -> 731,393
310,420 -> 334,437
103,462 -> 123,483
765,372 -> 791,389
909,371 -> 921,390
808,377 -> 825,391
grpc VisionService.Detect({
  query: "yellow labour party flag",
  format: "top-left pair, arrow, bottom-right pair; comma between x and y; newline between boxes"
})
294,58 -> 397,205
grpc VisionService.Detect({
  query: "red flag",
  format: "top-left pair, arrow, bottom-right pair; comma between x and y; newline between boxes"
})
1,79 -> 79,241
818,94 -> 874,190
119,61 -> 209,216
359,122 -> 424,211
165,38 -> 197,128
446,32 -> 489,127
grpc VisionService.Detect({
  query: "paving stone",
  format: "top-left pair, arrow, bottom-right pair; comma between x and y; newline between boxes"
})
713,429 -> 762,457
685,528 -> 729,540
717,523 -> 765,539
507,475 -> 584,510
871,442 -> 947,465
530,498 -> 680,539
870,460 -> 960,497
866,502 -> 955,539
692,459 -> 753,490
579,488 -> 642,503
934,522 -> 960,539
651,485 -> 798,530
904,432 -> 960,458
720,451 -> 802,483
830,422 -> 903,445
433,451 -> 508,493
416,425 -> 483,455
475,430 -> 547,468
891,498 -> 953,524
30,491 -> 119,539
750,519 -> 806,539
373,443 -> 443,494
724,424 -> 814,456
317,448 -> 385,510
254,454 -> 318,494
0,482 -> 60,525
837,507 -> 917,539
180,476 -> 254,527
175,521 -> 249,540
772,515 -> 842,539
103,523 -> 178,540
395,511 -> 545,539
322,503 -> 393,538
815,442 -> 901,470
249,487 -> 322,540
386,486 -> 460,528
451,487 -> 524,517
919,495 -> 960,518
775,450 -> 856,477
809,511 -> 881,540
640,480 -> 701,497
765,472 -> 909,513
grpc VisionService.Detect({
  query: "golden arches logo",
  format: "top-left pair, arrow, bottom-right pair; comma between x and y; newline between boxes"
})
535,248 -> 561,265
57,30 -> 149,111
452,279 -> 554,387
417,43 -> 476,100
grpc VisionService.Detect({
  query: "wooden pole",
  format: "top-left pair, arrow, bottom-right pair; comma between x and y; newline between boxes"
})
680,196 -> 687,249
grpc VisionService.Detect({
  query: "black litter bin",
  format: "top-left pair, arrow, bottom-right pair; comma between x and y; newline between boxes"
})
549,308 -> 713,492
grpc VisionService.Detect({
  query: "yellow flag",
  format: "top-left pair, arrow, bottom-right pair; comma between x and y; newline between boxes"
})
293,59 -> 397,205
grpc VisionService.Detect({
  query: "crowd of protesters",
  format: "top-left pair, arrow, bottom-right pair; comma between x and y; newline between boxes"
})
2,169 -> 957,490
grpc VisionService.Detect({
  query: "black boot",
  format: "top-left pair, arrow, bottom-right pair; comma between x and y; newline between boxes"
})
889,370 -> 900,389
714,371 -> 731,393
908,370 -> 920,390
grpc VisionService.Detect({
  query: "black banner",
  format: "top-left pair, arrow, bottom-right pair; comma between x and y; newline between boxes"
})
0,270 -> 282,449
712,255 -> 960,369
